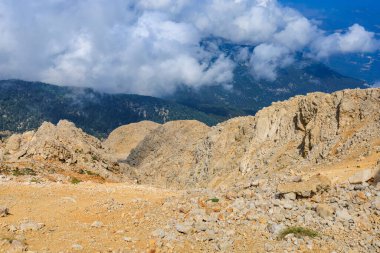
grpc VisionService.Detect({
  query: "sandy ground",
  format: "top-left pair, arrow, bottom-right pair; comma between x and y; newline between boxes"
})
0,182 -> 176,252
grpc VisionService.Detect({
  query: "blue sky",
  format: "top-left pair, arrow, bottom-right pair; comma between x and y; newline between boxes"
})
281,0 -> 380,83
280,0 -> 380,39
0,0 -> 379,94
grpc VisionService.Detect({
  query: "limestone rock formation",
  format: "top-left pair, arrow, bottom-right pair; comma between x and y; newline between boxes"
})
103,121 -> 160,161
126,120 -> 210,188
125,88 -> 380,188
1,120 -> 126,181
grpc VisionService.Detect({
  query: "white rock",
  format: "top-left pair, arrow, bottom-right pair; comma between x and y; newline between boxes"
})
19,221 -> 45,231
175,223 -> 192,234
348,169 -> 376,184
91,221 -> 103,228
152,229 -> 165,238
72,244 -> 83,250
336,209 -> 352,221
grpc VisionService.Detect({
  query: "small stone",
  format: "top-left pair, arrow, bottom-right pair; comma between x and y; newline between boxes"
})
267,223 -> 285,236
316,204 -> 334,218
91,221 -> 103,228
194,222 -> 207,232
251,180 -> 260,187
152,229 -> 165,238
0,206 -> 9,217
292,176 -> 302,182
336,209 -> 352,221
72,244 -> 83,250
264,243 -> 274,252
284,192 -> 296,201
19,221 -> 45,231
282,201 -> 293,209
175,223 -> 192,234
348,169 -> 376,184
123,237 -> 133,242
373,197 -> 380,210
245,210 -> 256,221
356,191 -> 367,201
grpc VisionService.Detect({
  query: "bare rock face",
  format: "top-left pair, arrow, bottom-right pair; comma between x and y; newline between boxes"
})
3,120 -> 126,181
191,88 -> 380,187
125,88 -> 380,189
103,121 -> 160,161
126,120 -> 210,188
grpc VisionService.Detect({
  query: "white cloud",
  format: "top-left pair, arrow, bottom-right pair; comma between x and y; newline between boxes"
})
250,43 -> 294,80
311,24 -> 380,58
0,0 -> 379,95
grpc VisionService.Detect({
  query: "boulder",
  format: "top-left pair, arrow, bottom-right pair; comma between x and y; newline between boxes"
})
348,169 -> 376,184
277,175 -> 331,198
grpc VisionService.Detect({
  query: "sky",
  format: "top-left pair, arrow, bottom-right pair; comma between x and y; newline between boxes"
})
0,0 -> 379,96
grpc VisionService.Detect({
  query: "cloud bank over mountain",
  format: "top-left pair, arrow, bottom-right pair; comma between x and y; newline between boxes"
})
0,0 -> 379,95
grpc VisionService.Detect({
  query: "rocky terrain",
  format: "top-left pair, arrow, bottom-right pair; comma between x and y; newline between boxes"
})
0,88 -> 379,252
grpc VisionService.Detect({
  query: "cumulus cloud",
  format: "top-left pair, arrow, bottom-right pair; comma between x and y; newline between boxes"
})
311,24 -> 380,59
0,0 -> 379,95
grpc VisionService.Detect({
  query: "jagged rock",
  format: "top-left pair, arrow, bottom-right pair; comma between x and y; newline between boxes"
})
3,120 -> 128,182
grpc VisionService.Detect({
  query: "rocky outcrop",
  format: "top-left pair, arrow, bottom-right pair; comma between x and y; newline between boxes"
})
103,121 -> 160,161
1,120 -> 126,181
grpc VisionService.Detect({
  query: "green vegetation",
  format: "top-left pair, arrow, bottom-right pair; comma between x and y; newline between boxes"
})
78,169 -> 99,176
12,168 -> 36,176
30,177 -> 42,183
207,197 -> 220,203
84,170 -> 98,176
91,154 -> 99,161
70,177 -> 81,184
278,226 -> 319,240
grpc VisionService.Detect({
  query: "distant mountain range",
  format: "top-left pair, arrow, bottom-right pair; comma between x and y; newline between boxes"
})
0,58 -> 366,137
166,59 -> 366,118
0,80 -> 219,137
